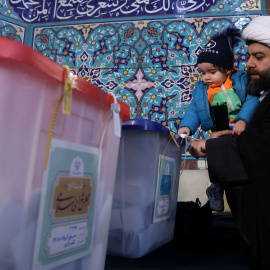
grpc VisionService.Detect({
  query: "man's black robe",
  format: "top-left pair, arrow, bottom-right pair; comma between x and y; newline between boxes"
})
206,91 -> 270,269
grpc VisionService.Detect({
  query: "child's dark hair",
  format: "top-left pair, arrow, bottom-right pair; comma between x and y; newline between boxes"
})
214,65 -> 232,74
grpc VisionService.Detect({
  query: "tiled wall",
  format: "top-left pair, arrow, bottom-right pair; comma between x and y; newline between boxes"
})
0,19 -> 25,42
0,1 -> 266,146
31,17 -> 251,139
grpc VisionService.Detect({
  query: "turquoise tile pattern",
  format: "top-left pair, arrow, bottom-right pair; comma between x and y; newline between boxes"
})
0,18 -> 25,42
33,16 -> 255,137
0,0 -> 265,141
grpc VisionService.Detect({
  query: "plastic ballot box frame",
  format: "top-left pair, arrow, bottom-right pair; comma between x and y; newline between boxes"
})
0,38 -> 129,270
107,119 -> 185,258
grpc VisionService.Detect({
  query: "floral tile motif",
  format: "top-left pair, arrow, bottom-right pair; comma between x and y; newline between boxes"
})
0,18 -> 25,42
33,16 -> 256,138
0,0 -> 22,22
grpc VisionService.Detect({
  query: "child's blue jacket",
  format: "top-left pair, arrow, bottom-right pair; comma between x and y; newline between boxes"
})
179,70 -> 260,135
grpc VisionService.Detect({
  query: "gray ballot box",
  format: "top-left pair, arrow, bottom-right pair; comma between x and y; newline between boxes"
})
107,119 -> 185,258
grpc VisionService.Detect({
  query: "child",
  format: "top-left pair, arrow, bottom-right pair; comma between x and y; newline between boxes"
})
178,26 -> 259,212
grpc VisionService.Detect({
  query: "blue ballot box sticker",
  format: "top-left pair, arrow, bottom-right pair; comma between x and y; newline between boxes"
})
153,155 -> 175,223
32,139 -> 99,270
160,173 -> 172,196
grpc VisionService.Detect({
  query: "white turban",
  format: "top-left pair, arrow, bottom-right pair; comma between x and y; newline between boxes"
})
242,16 -> 270,47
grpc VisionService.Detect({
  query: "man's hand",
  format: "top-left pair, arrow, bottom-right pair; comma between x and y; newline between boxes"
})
209,130 -> 233,139
187,130 -> 233,159
187,138 -> 207,159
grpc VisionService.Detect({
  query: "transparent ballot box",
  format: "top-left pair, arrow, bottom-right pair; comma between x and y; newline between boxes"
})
0,38 -> 129,270
107,119 -> 184,258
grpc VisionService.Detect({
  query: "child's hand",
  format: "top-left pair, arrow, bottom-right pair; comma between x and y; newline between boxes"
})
178,127 -> 190,136
232,120 -> 246,135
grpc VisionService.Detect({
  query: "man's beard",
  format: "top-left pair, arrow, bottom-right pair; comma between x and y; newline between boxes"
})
246,67 -> 270,96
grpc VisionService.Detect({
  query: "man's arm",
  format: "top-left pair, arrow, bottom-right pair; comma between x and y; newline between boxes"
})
236,123 -> 270,179
187,130 -> 249,184
187,130 -> 232,159
206,135 -> 249,185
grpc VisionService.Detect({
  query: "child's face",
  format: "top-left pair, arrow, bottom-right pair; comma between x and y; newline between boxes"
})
198,63 -> 230,88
